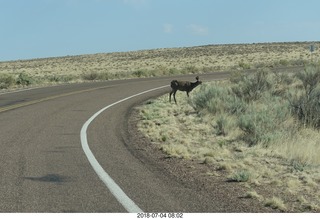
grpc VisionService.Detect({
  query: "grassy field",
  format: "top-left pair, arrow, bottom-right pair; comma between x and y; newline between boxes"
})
137,63 -> 320,212
0,42 -> 319,90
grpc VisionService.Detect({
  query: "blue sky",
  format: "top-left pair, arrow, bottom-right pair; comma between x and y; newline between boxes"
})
0,0 -> 319,61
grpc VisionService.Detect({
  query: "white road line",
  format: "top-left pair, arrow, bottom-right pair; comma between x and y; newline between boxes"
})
80,85 -> 169,213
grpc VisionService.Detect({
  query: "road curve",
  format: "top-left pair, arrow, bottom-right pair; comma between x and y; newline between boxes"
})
0,72 -> 253,212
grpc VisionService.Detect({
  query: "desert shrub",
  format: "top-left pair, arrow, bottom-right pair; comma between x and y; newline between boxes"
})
237,97 -> 290,146
82,72 -> 99,80
97,72 -> 110,80
181,65 -> 199,74
214,115 -> 229,136
191,84 -> 230,113
16,73 -> 33,86
295,64 -> 320,97
132,69 -> 149,78
229,71 -> 245,84
288,64 -> 320,129
265,197 -> 287,211
231,68 -> 274,102
48,75 -> 62,82
0,74 -> 15,89
191,68 -> 301,146
279,59 -> 289,66
228,170 -> 250,182
224,94 -> 247,115
168,68 -> 180,75
238,61 -> 251,70
288,87 -> 320,129
48,74 -> 75,83
277,71 -> 294,85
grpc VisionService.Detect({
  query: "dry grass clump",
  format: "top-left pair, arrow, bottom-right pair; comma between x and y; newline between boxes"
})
137,64 -> 320,212
265,197 -> 287,212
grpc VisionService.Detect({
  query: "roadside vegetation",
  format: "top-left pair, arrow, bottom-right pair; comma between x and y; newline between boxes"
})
137,63 -> 320,212
1,42 -> 319,91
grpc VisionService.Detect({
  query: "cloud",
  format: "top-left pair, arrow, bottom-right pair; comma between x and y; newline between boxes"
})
187,24 -> 209,36
163,23 -> 173,33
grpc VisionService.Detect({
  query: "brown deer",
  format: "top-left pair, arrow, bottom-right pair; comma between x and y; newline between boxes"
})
169,76 -> 202,104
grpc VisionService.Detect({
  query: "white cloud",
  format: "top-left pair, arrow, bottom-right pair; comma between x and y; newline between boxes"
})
163,23 -> 173,33
187,24 -> 209,36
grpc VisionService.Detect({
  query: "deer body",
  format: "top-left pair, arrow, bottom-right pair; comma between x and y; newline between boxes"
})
169,76 -> 202,104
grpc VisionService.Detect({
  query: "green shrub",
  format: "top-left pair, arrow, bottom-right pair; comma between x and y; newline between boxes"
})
97,72 -> 110,80
238,99 -> 290,146
288,64 -> 320,129
224,94 -> 247,115
228,170 -> 250,182
82,72 -> 99,80
215,115 -> 228,136
191,84 -> 230,113
16,73 -> 33,86
0,74 -> 15,89
132,69 -> 149,78
229,71 -> 245,84
48,75 -> 74,83
238,61 -> 251,70
231,68 -> 273,102
183,65 -> 198,74
168,68 -> 180,75
296,64 -> 320,97
288,87 -> 320,129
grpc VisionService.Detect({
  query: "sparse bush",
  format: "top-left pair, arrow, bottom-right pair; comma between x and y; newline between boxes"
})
238,61 -> 251,69
224,94 -> 247,115
168,68 -> 180,75
182,65 -> 198,74
279,59 -> 289,66
48,75 -> 74,83
288,87 -> 320,129
48,75 -> 61,82
191,83 -> 230,113
228,170 -> 250,182
97,72 -> 110,80
231,68 -> 273,102
0,74 -> 15,89
265,197 -> 286,211
238,98 -> 290,146
215,115 -> 228,136
229,71 -> 244,84
16,73 -> 33,86
132,69 -> 148,78
296,64 -> 320,97
82,72 -> 99,80
288,64 -> 320,129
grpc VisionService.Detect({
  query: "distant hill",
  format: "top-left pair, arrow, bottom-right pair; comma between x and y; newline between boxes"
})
0,42 -> 319,88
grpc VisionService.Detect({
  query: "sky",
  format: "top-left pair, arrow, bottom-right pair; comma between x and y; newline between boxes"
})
0,0 -> 319,61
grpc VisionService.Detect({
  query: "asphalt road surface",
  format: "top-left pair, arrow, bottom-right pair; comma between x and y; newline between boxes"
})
0,73 -> 233,212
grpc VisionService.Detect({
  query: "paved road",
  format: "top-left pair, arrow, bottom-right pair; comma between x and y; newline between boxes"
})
0,73 -> 231,212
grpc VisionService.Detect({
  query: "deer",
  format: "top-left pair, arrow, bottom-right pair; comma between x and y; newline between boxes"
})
169,76 -> 202,104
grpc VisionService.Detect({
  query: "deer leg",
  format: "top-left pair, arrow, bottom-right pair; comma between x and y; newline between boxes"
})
173,90 -> 177,104
186,91 -> 190,97
169,90 -> 173,102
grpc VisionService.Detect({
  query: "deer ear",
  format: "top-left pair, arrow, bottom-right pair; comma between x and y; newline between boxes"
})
196,76 -> 199,81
